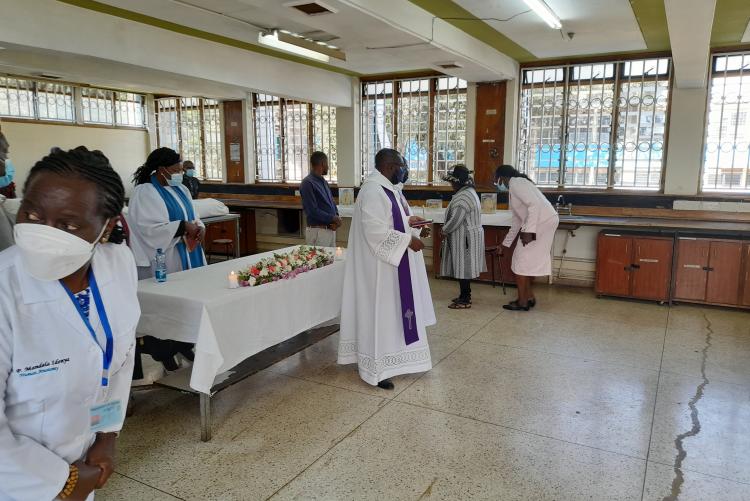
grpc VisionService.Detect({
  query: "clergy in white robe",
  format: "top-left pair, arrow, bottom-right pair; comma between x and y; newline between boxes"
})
338,149 -> 436,388
126,148 -> 207,280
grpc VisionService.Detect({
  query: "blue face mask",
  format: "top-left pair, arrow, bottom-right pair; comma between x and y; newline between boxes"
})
0,159 -> 15,188
167,172 -> 183,187
185,169 -> 196,178
495,181 -> 509,193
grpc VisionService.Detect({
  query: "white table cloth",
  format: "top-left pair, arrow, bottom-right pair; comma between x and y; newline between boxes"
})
137,246 -> 345,393
338,205 -> 513,226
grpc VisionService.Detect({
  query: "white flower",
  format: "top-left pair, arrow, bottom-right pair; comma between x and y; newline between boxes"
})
259,268 -> 269,277
247,277 -> 257,286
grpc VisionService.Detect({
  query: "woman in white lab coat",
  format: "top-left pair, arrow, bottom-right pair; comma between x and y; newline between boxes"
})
495,164 -> 559,311
127,147 -> 206,280
0,147 -> 139,500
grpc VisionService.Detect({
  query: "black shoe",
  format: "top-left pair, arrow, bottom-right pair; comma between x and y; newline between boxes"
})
528,298 -> 536,308
503,301 -> 530,311
377,379 -> 395,390
451,296 -> 472,304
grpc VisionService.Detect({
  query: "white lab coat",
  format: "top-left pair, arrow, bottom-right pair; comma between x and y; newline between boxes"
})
0,243 -> 139,501
126,183 -> 205,279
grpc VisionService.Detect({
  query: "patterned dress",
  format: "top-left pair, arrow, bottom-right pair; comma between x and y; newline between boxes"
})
440,186 -> 486,279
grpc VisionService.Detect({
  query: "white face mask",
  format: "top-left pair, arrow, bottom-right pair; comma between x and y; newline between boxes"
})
14,220 -> 109,281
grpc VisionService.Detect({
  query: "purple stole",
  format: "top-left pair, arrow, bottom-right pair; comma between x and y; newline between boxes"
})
382,187 -> 419,346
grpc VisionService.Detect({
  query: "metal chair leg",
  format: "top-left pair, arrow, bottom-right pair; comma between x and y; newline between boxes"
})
200,393 -> 212,442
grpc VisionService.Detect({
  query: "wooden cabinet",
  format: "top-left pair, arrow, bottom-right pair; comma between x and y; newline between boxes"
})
674,238 -> 742,306
433,224 -> 515,284
595,232 -> 673,301
741,244 -> 750,307
631,238 -> 674,300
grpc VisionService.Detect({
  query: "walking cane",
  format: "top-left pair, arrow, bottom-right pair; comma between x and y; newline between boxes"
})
497,245 -> 507,295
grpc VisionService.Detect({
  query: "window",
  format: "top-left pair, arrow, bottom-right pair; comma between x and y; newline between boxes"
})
0,75 -> 146,128
702,52 -> 750,192
155,97 -> 224,181
360,76 -> 467,185
253,94 -> 337,183
1,76 -> 73,121
517,58 -> 672,189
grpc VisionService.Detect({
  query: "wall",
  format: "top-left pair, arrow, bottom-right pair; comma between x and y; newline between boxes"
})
663,86 -> 709,195
1,121 -> 150,197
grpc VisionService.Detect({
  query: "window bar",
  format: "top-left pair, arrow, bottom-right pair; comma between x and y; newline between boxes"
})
537,74 -> 547,182
199,100 -> 207,178
716,57 -> 730,189
596,67 -> 608,187
646,63 -> 662,188
607,63 -> 623,188
428,79 -> 437,184
558,67 -> 571,188
633,60 -> 649,188
730,60 -> 745,188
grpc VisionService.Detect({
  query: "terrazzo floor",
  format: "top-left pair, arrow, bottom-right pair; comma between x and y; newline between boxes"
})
100,279 -> 750,500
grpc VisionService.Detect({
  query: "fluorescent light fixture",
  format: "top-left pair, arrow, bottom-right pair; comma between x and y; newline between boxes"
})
523,0 -> 562,29
258,30 -> 330,62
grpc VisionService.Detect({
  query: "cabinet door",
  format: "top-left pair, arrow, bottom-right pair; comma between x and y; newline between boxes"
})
673,239 -> 710,301
631,238 -> 673,301
595,233 -> 633,296
741,244 -> 750,306
706,241 -> 742,305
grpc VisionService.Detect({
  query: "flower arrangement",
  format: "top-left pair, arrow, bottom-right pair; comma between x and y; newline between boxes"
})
236,246 -> 334,287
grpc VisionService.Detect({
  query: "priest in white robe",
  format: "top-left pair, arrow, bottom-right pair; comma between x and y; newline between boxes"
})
338,149 -> 436,389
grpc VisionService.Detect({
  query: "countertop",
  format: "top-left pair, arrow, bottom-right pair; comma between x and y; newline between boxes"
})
217,198 -> 750,235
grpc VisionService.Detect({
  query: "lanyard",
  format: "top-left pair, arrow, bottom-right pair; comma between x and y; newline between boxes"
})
61,270 -> 114,387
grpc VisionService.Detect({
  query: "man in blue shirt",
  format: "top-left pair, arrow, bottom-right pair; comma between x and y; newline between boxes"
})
300,151 -> 340,247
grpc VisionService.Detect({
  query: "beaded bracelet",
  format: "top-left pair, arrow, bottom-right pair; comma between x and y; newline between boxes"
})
58,464 -> 79,499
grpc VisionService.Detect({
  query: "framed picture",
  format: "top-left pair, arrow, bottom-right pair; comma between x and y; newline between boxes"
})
480,193 -> 497,214
339,188 -> 355,206
425,199 -> 442,209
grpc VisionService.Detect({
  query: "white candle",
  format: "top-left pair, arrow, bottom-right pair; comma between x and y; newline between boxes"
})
335,247 -> 344,260
228,271 -> 239,289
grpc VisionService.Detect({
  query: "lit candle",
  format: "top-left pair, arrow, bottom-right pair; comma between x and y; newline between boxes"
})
228,271 -> 239,289
335,247 -> 344,260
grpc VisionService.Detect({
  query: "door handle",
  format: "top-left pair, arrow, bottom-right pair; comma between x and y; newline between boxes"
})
683,264 -> 701,269
639,258 -> 658,263
702,266 -> 714,272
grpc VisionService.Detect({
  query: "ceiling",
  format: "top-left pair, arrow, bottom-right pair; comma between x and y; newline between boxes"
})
64,0 -> 509,81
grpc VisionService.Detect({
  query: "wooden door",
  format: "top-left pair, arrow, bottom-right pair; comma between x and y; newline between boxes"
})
631,237 -> 673,301
673,238 -> 709,301
595,233 -> 632,297
223,101 -> 245,183
706,241 -> 742,305
741,244 -> 750,306
474,82 -> 506,189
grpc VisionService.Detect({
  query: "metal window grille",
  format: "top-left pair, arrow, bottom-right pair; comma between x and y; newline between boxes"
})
360,76 -> 467,184
518,57 -> 672,189
254,94 -> 336,183
0,77 -> 35,118
81,88 -> 114,125
155,97 -> 224,181
114,92 -> 146,128
703,52 -> 750,192
312,103 -> 337,182
35,82 -> 75,122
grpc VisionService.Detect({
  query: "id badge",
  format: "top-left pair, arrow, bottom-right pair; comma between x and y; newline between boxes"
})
90,400 -> 122,433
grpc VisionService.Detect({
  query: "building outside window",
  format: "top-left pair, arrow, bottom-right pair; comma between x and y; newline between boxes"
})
155,97 -> 224,180
517,57 -> 672,190
254,93 -> 337,183
361,76 -> 467,185
703,52 -> 750,192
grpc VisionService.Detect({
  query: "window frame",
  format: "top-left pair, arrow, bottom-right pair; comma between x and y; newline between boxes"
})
700,50 -> 750,193
360,75 -> 468,187
252,93 -> 337,184
517,54 -> 673,192
154,97 -> 224,181
0,74 -> 147,130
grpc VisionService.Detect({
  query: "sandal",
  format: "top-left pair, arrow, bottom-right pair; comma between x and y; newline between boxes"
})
451,297 -> 472,304
449,301 -> 472,309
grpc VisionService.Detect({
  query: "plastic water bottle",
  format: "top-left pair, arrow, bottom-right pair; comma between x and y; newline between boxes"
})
155,248 -> 167,283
